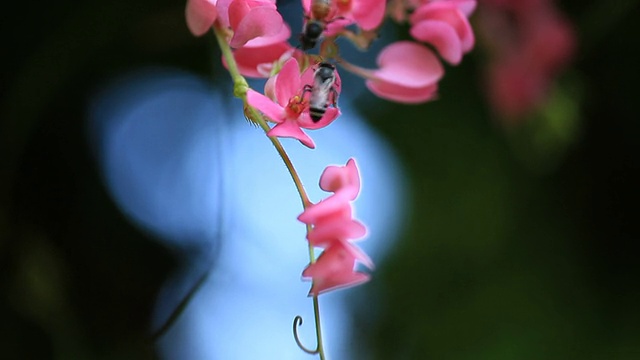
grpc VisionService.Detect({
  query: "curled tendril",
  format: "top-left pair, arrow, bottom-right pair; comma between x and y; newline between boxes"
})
293,316 -> 319,354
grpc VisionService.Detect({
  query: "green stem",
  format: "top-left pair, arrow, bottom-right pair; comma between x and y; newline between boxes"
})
211,23 -> 326,360
335,55 -> 374,80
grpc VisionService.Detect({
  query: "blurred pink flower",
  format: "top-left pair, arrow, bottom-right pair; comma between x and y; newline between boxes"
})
363,41 -> 444,103
487,54 -> 548,120
478,0 -> 575,121
302,241 -> 371,296
246,58 -> 340,148
185,0 -> 218,36
409,0 -> 476,64
332,0 -> 386,31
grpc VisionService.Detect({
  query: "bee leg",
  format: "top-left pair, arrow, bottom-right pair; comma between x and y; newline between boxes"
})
301,84 -> 313,99
330,88 -> 339,107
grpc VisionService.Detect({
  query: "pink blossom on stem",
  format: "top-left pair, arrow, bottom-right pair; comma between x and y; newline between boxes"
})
185,0 -> 218,36
298,158 -> 373,296
246,58 -> 340,148
409,1 -> 476,65
361,41 -> 444,103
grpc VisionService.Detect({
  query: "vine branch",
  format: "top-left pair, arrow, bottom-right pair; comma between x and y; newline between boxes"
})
212,22 -> 326,360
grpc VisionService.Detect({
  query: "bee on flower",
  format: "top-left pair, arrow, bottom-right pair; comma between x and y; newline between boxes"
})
302,62 -> 340,122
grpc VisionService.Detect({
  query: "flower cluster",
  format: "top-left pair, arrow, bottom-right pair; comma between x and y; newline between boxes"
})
298,159 -> 372,296
477,0 -> 576,122
186,0 -> 478,105
184,0 -> 480,354
184,0 -> 478,296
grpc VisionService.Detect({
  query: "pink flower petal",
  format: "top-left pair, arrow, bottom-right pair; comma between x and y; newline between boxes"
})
185,0 -> 218,37
246,89 -> 285,122
307,218 -> 367,245
366,79 -> 439,103
450,0 -> 477,17
323,18 -> 353,37
230,42 -> 292,78
302,241 -> 371,295
340,241 -> 374,269
267,121 -> 316,148
298,107 -> 341,130
411,4 -> 475,53
374,41 -> 444,88
215,0 -> 233,27
229,7 -> 285,48
319,158 -> 360,200
410,20 -> 463,65
274,58 -> 302,107
298,195 -> 351,224
264,75 -> 278,101
351,0 -> 386,30
242,22 -> 291,48
306,271 -> 369,296
227,0 -> 277,30
227,0 -> 251,29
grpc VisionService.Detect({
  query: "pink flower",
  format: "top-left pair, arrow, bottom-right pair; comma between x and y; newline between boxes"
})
298,158 -> 361,225
478,0 -> 575,121
363,41 -> 444,103
487,55 -> 547,120
409,0 -> 476,65
319,158 -> 360,200
246,58 -> 340,148
302,241 -> 371,296
185,0 -> 218,36
298,195 -> 366,248
298,158 -> 373,296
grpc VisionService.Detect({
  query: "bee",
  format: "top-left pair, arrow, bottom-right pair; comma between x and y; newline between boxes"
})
302,62 -> 339,122
299,20 -> 325,50
299,0 -> 333,50
310,0 -> 332,20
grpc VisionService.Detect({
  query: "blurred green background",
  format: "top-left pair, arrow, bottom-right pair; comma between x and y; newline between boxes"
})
1,0 -> 639,359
